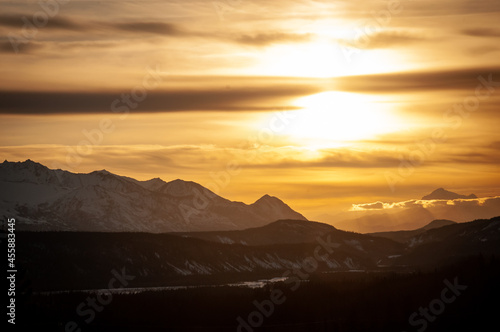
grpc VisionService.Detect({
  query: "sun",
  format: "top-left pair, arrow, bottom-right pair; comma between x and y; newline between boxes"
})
263,42 -> 346,78
276,91 -> 404,148
254,38 -> 404,78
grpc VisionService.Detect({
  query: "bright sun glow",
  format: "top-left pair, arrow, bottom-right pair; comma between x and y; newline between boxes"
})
256,39 -> 405,78
263,42 -> 346,78
278,91 -> 404,148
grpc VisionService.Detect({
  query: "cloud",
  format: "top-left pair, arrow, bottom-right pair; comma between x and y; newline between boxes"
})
336,67 -> 500,93
355,201 -> 384,210
0,144 -> 218,179
0,35 -> 148,55
0,13 -> 313,56
445,151 -> 500,165
1,65 -> 499,115
0,83 -> 319,114
339,30 -> 427,49
348,0 -> 500,18
461,28 -> 500,38
0,39 -> 43,54
0,13 -> 84,30
234,32 -> 312,46
239,140 -> 500,170
352,199 -> 415,211
242,149 -> 405,169
489,141 -> 500,150
467,45 -> 500,55
0,14 -> 24,28
0,13 -> 189,37
352,196 -> 500,212
103,21 -> 186,36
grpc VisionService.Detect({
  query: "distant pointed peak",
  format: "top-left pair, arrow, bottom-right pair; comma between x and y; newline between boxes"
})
254,194 -> 284,205
91,169 -> 113,176
144,177 -> 165,183
422,188 -> 477,200
23,159 -> 42,166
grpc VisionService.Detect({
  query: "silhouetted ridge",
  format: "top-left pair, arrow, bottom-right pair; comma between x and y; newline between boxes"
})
421,188 -> 477,200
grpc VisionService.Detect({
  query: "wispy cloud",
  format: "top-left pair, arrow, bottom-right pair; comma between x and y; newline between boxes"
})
0,13 -> 313,54
336,67 -> 500,93
0,13 -> 83,30
5,67 -> 496,113
461,28 -> 500,38
352,196 -> 500,212
0,83 -> 319,114
234,32 -> 312,46
107,21 -> 184,36
0,39 -> 43,54
241,149 -> 405,169
339,30 -> 427,49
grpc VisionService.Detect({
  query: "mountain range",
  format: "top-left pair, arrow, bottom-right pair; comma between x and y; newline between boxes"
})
2,160 -> 499,235
2,159 -> 499,293
12,216 -> 500,291
0,160 -> 306,232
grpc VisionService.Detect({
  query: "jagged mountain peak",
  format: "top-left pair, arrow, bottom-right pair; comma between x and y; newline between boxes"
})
254,194 -> 282,204
2,159 -> 46,169
136,177 -> 167,191
0,159 -> 56,183
147,177 -> 164,183
93,169 -> 112,175
21,159 -> 40,165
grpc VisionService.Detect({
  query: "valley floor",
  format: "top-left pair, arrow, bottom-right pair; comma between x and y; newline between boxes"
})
15,255 -> 500,332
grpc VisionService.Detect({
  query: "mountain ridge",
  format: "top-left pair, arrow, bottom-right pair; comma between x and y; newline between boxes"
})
421,187 -> 477,200
0,160 -> 307,232
11,215 -> 500,292
367,219 -> 457,243
173,219 -> 338,245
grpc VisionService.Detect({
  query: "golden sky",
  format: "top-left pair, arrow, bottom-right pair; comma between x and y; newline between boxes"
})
1,0 -> 499,221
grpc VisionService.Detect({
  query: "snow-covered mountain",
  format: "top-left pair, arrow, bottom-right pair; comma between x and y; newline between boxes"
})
0,160 -> 307,232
